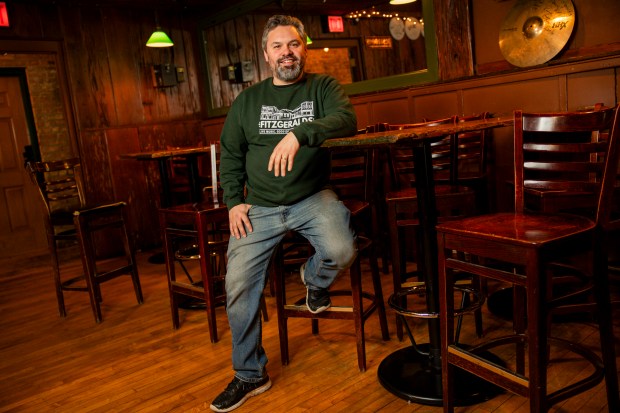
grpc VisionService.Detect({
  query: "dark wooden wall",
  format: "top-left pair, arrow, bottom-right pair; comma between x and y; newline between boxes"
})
3,0 -> 620,250
203,9 -> 427,110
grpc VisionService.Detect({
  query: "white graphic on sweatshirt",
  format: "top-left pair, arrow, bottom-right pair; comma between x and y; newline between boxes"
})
258,101 -> 314,134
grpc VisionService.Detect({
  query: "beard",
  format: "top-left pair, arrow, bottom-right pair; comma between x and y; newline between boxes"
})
274,55 -> 305,82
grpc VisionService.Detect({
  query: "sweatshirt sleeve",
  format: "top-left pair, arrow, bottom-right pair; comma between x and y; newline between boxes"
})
292,75 -> 357,147
219,97 -> 248,210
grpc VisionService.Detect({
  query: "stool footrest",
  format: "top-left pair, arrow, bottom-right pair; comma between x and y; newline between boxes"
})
448,334 -> 607,406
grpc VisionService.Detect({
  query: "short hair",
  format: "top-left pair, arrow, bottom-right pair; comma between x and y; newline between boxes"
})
261,15 -> 306,51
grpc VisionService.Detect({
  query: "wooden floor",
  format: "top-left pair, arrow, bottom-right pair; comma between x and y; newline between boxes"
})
1,247 -> 618,413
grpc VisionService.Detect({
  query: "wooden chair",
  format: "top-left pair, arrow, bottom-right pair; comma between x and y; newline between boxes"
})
437,106 -> 620,412
272,147 -> 390,372
384,115 -> 487,340
455,112 -> 492,212
26,158 -> 143,323
159,200 -> 268,343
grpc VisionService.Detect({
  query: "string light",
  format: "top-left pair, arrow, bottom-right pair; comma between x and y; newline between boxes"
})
345,7 -> 421,22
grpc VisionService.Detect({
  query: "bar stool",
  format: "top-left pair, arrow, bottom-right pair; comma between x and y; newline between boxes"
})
437,107 -> 620,412
271,147 -> 390,372
73,202 -> 143,323
159,200 -> 268,343
26,158 -> 143,323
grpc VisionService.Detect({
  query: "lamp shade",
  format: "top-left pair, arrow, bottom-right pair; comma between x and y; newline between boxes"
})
146,29 -> 173,47
390,0 -> 416,4
306,35 -> 313,45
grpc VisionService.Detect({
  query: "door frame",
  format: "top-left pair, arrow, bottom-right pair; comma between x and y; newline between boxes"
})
0,39 -> 79,161
0,68 -> 40,161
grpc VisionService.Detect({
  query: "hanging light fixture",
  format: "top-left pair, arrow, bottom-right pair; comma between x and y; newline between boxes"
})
146,27 -> 173,47
306,35 -> 313,45
389,0 -> 416,4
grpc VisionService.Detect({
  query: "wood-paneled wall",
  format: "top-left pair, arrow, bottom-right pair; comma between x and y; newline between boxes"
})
4,0 -> 620,250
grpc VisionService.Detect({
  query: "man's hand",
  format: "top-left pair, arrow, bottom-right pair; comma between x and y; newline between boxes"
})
229,204 -> 253,239
268,132 -> 300,177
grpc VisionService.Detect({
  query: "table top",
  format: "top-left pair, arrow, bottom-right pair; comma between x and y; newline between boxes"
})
322,115 -> 514,148
120,146 -> 211,160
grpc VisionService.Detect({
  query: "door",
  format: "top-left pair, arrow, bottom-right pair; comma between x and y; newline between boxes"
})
0,76 -> 48,260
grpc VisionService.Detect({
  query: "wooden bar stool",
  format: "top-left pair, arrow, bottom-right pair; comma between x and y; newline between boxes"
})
26,158 -> 143,323
73,202 -> 143,323
271,147 -> 390,372
159,201 -> 268,343
437,107 -> 620,412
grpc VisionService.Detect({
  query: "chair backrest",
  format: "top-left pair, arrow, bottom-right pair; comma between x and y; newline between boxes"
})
386,116 -> 458,190
25,158 -> 86,222
514,106 -> 620,229
329,148 -> 374,205
456,112 -> 490,183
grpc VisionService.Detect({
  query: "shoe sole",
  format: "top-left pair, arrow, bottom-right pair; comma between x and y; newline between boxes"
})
209,379 -> 272,412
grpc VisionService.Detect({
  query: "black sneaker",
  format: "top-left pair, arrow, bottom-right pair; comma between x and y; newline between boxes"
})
300,263 -> 331,314
306,287 -> 331,314
210,376 -> 271,412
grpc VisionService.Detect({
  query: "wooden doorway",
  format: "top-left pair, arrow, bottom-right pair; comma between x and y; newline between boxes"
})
0,74 -> 48,261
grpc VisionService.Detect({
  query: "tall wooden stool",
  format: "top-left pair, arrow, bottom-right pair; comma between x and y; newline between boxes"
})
26,158 -> 143,322
272,234 -> 389,372
159,201 -> 268,343
437,107 -> 620,412
271,147 -> 390,372
73,202 -> 144,323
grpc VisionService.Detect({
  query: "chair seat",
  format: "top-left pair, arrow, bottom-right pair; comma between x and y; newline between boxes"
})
437,212 -> 595,245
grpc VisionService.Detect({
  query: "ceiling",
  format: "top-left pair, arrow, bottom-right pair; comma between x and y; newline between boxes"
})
22,1 -> 397,17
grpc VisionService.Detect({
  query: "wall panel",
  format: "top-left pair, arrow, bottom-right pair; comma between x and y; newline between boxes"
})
413,91 -> 459,121
567,69 -> 616,110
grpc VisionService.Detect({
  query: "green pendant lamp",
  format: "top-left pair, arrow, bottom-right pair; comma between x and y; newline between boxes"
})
146,27 -> 173,47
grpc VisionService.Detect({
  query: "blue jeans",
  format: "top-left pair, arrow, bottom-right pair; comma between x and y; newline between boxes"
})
225,189 -> 357,382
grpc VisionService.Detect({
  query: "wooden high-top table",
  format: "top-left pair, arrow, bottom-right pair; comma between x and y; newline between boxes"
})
121,146 -> 214,264
322,115 -> 514,405
121,146 -> 213,208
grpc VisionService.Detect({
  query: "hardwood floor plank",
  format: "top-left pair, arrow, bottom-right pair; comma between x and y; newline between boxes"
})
0,250 -> 618,412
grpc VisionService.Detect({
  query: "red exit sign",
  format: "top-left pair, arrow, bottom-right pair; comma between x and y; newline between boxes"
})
320,15 -> 345,33
0,2 -> 8,27
327,16 -> 344,32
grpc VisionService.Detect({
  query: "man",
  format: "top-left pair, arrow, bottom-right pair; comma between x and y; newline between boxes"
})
210,14 -> 359,413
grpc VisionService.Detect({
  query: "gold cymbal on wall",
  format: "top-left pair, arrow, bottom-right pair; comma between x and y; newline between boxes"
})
499,0 -> 575,68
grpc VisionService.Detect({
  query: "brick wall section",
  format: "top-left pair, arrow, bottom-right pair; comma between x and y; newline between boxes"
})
0,53 -> 72,161
306,48 -> 353,85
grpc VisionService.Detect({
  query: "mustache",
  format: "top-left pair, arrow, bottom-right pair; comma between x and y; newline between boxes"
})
277,55 -> 298,64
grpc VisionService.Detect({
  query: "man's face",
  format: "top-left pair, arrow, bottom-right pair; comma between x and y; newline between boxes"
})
263,25 -> 307,85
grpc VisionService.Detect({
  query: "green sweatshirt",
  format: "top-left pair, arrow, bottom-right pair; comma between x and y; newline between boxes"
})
220,73 -> 357,209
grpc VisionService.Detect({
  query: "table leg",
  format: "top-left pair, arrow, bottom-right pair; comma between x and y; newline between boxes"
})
148,159 -> 172,264
377,141 -> 503,405
186,154 -> 202,203
157,159 -> 172,208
